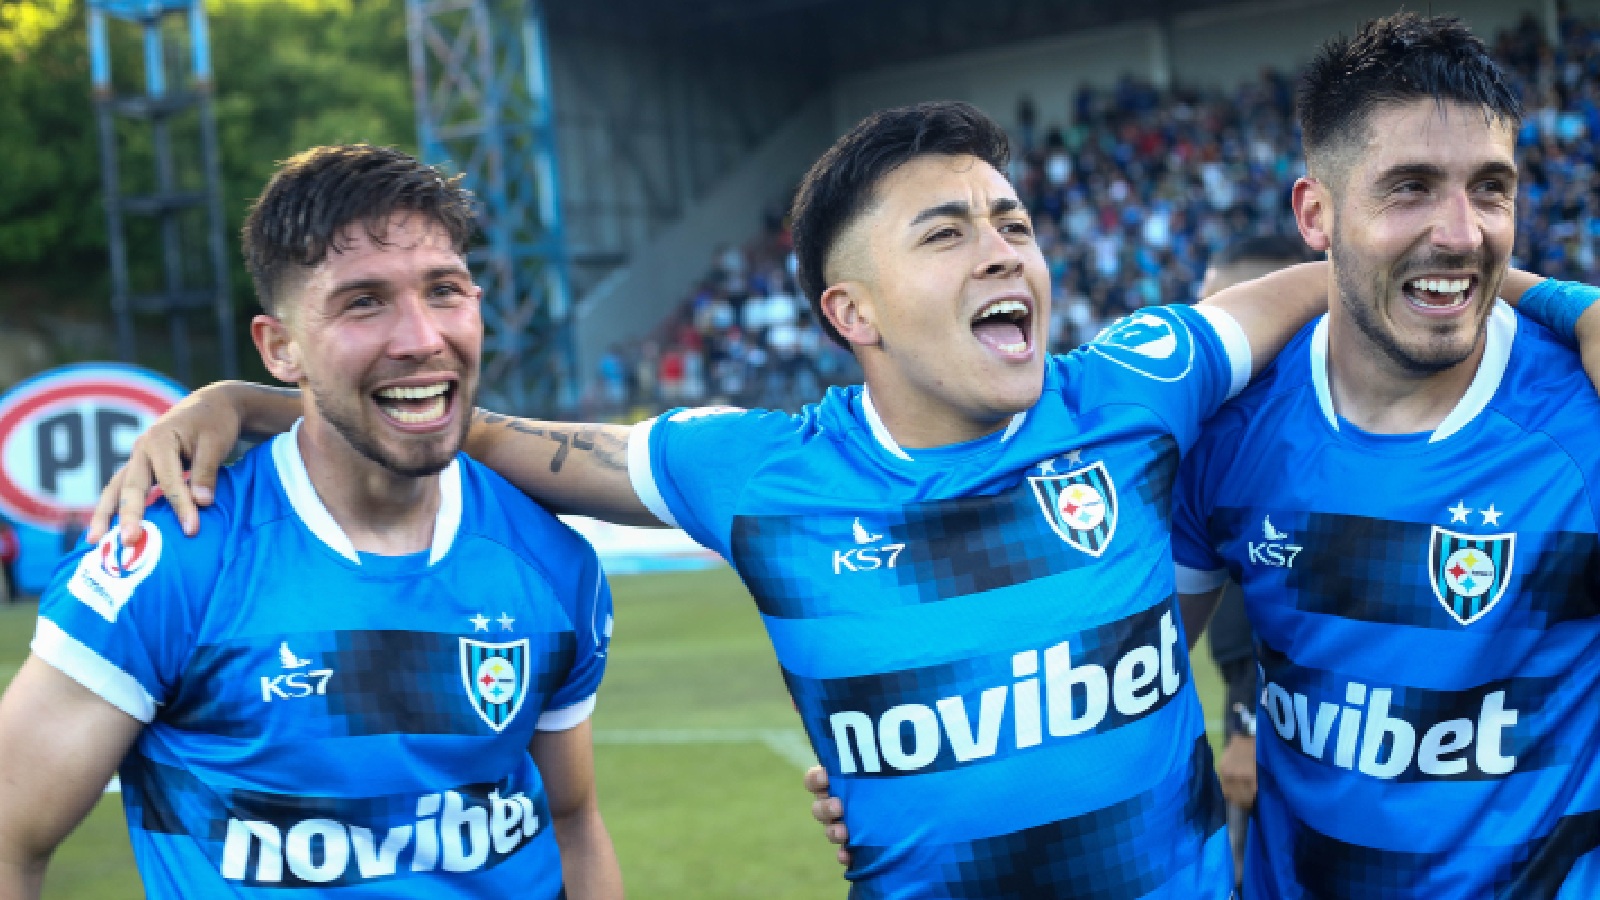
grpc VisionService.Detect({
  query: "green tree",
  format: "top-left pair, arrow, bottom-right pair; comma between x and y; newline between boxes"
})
0,0 -> 415,380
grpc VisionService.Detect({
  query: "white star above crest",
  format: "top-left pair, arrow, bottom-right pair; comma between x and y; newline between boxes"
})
1037,459 -> 1056,474
1448,501 -> 1471,524
1480,504 -> 1502,527
498,612 -> 516,631
470,613 -> 490,632
1064,449 -> 1084,465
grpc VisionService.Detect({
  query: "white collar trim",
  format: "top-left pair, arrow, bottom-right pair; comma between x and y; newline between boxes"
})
271,420 -> 462,565
860,387 -> 1027,462
1311,299 -> 1516,443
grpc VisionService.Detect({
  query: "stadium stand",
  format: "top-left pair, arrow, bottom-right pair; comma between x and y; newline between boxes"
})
589,11 -> 1600,419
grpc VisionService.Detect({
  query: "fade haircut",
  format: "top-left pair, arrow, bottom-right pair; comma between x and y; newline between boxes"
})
790,101 -> 1011,347
1297,13 -> 1521,185
242,144 -> 477,316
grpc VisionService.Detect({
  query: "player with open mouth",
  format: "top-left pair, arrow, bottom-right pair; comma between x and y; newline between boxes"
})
970,294 -> 1034,360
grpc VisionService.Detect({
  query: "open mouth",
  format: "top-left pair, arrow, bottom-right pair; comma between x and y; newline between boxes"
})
1402,275 -> 1478,315
373,380 -> 456,428
971,297 -> 1034,358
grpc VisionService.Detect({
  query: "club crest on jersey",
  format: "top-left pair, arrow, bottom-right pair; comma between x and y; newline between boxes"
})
1428,526 -> 1515,626
460,638 -> 530,732
1029,460 -> 1118,556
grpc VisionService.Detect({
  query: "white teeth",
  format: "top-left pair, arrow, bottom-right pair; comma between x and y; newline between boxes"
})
996,341 -> 1028,354
375,381 -> 451,426
1410,277 -> 1470,294
381,395 -> 448,424
977,299 -> 1029,320
375,382 -> 450,400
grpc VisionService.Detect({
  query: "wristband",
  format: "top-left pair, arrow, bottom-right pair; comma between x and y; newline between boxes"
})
1518,278 -> 1600,347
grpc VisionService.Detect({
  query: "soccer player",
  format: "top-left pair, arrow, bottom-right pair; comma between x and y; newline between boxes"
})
1170,14 -> 1600,895
0,146 -> 620,898
87,103 -> 1591,896
1195,234 -> 1311,886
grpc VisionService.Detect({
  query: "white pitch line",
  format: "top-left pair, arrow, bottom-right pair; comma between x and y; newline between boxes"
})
595,728 -> 817,769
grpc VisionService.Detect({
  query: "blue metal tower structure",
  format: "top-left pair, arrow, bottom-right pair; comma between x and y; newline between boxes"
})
405,0 -> 574,415
86,0 -> 237,386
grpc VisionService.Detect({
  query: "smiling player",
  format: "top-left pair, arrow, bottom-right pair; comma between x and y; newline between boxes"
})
0,146 -> 619,898
1171,15 -> 1600,895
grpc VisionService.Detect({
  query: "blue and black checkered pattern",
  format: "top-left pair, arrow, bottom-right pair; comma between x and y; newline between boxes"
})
732,436 -> 1183,619
1172,313 -> 1600,898
1206,509 -> 1600,631
160,629 -> 575,738
1252,763 -> 1600,900
845,737 -> 1225,900
121,753 -> 553,889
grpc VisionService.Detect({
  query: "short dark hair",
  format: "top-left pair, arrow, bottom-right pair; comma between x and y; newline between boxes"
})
790,101 -> 1011,347
242,144 -> 477,315
1212,234 -> 1310,268
1297,13 -> 1521,179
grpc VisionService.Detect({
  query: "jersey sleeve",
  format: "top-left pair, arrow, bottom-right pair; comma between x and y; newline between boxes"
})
33,502 -> 226,723
627,406 -> 798,557
536,535 -> 614,731
1086,303 -> 1251,452
1171,424 -> 1230,595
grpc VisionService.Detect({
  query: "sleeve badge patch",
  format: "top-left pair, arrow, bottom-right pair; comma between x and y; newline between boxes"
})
66,521 -> 164,622
1088,307 -> 1196,382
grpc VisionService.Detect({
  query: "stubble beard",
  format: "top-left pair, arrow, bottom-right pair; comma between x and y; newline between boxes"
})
307,375 -> 471,479
1331,235 -> 1490,377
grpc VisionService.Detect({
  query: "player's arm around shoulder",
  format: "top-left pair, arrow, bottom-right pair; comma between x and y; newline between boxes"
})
1500,269 -> 1600,392
530,720 -> 622,900
466,411 -> 656,526
0,654 -> 143,900
1198,260 -> 1329,377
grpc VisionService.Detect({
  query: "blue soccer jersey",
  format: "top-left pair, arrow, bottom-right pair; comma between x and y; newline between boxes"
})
630,305 -> 1252,899
1173,303 -> 1600,899
34,425 -> 613,898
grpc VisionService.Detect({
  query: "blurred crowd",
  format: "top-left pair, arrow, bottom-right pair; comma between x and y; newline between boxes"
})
588,220 -> 863,419
1500,13 -> 1600,282
586,11 -> 1600,418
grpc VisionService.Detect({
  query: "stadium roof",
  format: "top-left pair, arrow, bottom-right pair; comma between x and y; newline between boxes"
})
547,0 -> 1269,77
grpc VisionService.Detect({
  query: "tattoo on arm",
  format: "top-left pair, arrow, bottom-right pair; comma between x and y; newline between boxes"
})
475,412 -> 628,474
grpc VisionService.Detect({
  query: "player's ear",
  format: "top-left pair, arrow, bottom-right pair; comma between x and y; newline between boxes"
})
251,313 -> 303,385
1293,176 -> 1333,253
820,282 -> 881,349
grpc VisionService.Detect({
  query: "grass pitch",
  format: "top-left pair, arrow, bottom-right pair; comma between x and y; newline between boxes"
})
4,567 -> 1224,899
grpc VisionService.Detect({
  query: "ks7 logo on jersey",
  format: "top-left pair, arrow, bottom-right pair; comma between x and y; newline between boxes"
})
1030,460 -> 1118,556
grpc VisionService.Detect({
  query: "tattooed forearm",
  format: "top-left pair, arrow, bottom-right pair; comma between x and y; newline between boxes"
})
474,411 -> 629,473
571,428 -> 628,471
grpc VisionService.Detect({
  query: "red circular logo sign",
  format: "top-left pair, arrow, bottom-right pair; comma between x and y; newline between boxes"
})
0,364 -> 186,529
